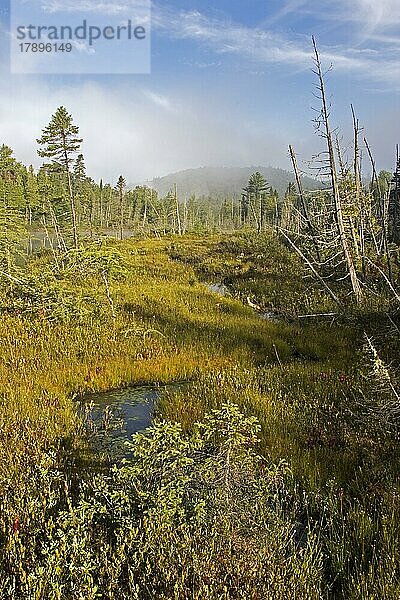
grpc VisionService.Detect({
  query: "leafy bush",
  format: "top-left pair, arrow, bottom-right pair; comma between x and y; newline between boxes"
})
0,244 -> 128,323
0,405 -> 323,599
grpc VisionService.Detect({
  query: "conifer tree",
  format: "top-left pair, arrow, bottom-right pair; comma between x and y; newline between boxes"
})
116,175 -> 126,241
73,154 -> 92,229
0,145 -> 26,271
245,172 -> 269,232
73,154 -> 86,194
37,107 -> 82,248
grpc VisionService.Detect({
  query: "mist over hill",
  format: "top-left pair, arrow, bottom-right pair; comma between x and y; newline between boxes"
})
138,166 -> 323,199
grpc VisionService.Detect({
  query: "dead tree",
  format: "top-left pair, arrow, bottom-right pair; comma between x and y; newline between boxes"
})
351,105 -> 366,278
279,228 -> 342,308
364,137 -> 394,285
388,150 -> 400,245
289,145 -> 321,262
312,36 -> 362,302
174,183 -> 182,236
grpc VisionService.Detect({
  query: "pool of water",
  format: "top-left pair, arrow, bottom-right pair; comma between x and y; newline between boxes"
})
87,385 -> 162,440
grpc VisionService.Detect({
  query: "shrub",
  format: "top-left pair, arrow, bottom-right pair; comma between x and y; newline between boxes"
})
0,404 -> 323,599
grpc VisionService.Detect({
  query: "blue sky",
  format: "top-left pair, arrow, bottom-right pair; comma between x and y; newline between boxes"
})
0,0 -> 399,183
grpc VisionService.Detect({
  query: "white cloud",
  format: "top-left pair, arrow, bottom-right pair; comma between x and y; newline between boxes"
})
16,2 -> 399,86
72,40 -> 96,54
265,0 -> 310,26
266,0 -> 400,31
143,90 -> 175,112
337,0 -> 400,29
153,7 -> 311,69
152,4 -> 400,87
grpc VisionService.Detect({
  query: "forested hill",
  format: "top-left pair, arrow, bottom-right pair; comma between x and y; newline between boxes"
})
141,166 -> 323,198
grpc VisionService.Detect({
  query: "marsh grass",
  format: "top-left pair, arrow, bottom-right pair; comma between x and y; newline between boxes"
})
0,236 -> 317,497
1,233 -> 399,598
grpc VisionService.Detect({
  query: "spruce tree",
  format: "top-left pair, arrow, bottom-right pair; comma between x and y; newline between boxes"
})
116,175 -> 126,241
37,107 -> 82,248
248,172 -> 269,233
0,145 -> 26,271
73,154 -> 90,229
73,154 -> 86,193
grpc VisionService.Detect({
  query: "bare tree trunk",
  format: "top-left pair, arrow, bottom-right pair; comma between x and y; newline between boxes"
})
249,198 -> 259,232
41,215 -> 59,268
148,189 -> 162,233
183,198 -> 188,234
48,200 -> 67,253
142,189 -> 148,229
364,137 -> 394,285
175,184 -> 182,236
313,37 -> 362,302
351,105 -> 366,278
335,135 -> 346,177
61,133 -> 78,249
289,144 -> 321,262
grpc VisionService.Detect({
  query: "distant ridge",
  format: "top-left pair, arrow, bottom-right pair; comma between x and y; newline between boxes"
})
136,166 -> 323,199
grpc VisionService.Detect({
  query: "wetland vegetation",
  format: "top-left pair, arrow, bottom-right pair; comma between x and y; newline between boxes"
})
1,231 -> 399,599
1,49 -> 400,597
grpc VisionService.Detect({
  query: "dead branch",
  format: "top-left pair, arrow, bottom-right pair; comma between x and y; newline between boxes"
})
278,227 -> 343,308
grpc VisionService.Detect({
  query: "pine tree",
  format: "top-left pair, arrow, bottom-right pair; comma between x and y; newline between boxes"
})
73,154 -> 93,231
116,175 -> 126,241
246,172 -> 269,233
0,145 -> 26,271
73,154 -> 86,196
37,107 -> 82,248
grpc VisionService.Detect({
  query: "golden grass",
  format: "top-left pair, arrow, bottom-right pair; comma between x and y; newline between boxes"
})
0,234 -> 394,495
2,233 -> 400,598
0,235 -> 317,487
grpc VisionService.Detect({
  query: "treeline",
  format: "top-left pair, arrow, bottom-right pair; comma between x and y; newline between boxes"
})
1,96 -> 399,304
1,105 -> 283,258
0,106 -> 247,261
1,132 -> 231,250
